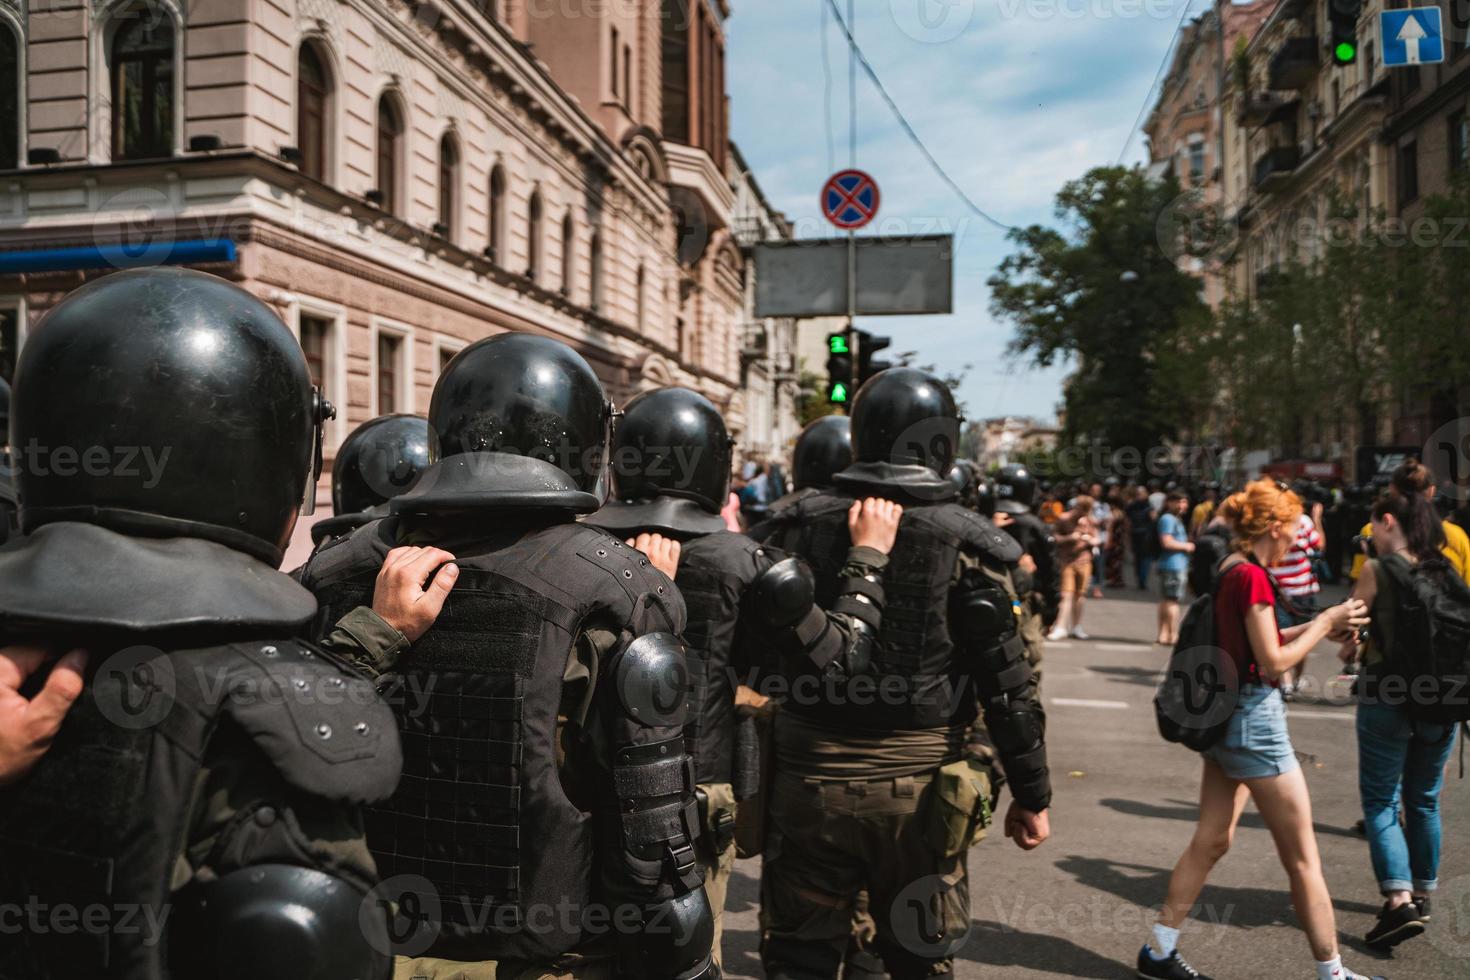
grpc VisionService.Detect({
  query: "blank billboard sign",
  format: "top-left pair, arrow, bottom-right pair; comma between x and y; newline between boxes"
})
753,234 -> 954,318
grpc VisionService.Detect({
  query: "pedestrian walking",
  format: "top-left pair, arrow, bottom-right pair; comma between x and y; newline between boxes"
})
1137,480 -> 1378,980
1049,495 -> 1099,640
1338,460 -> 1463,950
1268,506 -> 1325,700
1126,485 -> 1157,590
1156,491 -> 1195,646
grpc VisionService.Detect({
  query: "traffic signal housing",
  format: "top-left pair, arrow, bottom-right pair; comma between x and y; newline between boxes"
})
857,331 -> 892,387
1329,0 -> 1362,66
826,332 -> 854,404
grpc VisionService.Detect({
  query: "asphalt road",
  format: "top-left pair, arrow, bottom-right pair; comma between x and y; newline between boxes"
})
717,586 -> 1470,980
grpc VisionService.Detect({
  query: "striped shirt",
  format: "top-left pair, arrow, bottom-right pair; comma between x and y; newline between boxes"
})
1268,514 -> 1323,597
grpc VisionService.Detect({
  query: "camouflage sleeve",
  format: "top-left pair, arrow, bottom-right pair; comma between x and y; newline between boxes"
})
317,606 -> 410,680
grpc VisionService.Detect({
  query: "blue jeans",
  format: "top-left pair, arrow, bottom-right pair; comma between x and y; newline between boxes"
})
1356,699 -> 1458,895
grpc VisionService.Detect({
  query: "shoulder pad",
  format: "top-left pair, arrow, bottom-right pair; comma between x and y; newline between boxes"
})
933,504 -> 1024,565
297,517 -> 395,590
573,526 -> 687,634
749,556 -> 817,629
614,632 -> 691,728
218,640 -> 402,805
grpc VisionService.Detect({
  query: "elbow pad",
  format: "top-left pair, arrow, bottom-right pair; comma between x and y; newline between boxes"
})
952,577 -> 1052,811
610,634 -> 703,892
624,886 -> 720,980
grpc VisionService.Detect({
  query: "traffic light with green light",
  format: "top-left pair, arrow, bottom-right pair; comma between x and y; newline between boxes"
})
826,332 -> 853,404
1329,0 -> 1362,66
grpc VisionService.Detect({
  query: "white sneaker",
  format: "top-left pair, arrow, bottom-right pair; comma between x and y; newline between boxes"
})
1047,627 -> 1068,641
1070,628 -> 1091,640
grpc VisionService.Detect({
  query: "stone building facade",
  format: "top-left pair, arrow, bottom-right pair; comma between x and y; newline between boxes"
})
0,0 -> 767,514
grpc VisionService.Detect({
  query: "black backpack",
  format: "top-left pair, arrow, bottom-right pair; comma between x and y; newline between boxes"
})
1155,565 -> 1243,752
1189,525 -> 1232,598
1374,554 -> 1470,725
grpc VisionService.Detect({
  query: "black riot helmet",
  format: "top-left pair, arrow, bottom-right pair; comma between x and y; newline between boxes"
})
849,368 -> 960,477
994,463 -> 1039,515
791,415 -> 852,491
392,332 -> 611,515
332,414 -> 431,514
975,476 -> 996,517
946,459 -> 983,509
610,387 -> 732,512
12,268 -> 331,567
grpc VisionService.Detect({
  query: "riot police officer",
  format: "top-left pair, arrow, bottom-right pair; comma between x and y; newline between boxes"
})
0,268 -> 403,980
297,334 -> 718,980
993,463 -> 1061,676
585,387 -> 901,969
309,413 -> 432,550
755,368 -> 1052,980
749,416 -> 852,542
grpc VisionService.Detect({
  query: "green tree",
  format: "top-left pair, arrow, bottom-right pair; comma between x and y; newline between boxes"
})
989,166 -> 1209,455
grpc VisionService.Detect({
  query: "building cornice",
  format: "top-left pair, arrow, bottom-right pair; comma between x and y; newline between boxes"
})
372,0 -> 671,219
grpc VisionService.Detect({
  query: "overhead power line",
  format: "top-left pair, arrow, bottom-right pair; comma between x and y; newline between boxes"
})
1115,0 -> 1198,165
821,0 -> 1017,234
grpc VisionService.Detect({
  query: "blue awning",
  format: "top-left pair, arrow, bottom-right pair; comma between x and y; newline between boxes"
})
0,239 -> 237,275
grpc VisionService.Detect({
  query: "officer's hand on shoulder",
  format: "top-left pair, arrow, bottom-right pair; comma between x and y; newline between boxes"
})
627,533 -> 680,579
372,546 -> 459,644
0,646 -> 88,786
849,497 -> 903,554
1004,802 -> 1051,851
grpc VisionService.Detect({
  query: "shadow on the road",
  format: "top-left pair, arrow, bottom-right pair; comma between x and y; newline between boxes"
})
1054,855 -> 1382,930
1086,665 -> 1163,688
1098,797 -> 1361,840
958,919 -> 1133,978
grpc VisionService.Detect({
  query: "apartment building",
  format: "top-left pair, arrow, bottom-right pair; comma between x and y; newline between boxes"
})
0,0 -> 762,498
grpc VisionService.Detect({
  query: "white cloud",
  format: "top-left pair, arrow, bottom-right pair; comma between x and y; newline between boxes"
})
728,1 -> 1190,421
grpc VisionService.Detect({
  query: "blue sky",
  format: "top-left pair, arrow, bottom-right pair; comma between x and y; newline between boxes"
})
727,0 -> 1198,422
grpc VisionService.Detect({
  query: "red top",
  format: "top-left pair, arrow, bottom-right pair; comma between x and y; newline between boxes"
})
1214,560 -> 1281,687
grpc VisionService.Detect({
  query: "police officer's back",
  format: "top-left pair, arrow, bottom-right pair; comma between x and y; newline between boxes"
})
757,368 -> 1053,980
298,335 -> 716,980
586,389 -> 896,970
0,269 -> 401,980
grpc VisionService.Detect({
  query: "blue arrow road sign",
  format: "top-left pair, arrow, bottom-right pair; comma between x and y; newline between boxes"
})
1381,8 -> 1445,67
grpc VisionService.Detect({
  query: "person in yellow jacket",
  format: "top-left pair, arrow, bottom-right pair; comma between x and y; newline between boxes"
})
1349,483 -> 1470,582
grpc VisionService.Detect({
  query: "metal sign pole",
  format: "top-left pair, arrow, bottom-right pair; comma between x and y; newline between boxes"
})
845,0 -> 859,411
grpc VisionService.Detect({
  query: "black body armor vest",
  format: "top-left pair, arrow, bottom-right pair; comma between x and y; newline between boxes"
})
0,524 -> 400,980
300,517 -> 685,964
671,531 -> 769,785
770,493 -> 1019,733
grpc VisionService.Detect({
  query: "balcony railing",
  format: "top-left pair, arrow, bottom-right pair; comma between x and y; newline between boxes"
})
1253,146 -> 1302,189
1269,37 -> 1320,91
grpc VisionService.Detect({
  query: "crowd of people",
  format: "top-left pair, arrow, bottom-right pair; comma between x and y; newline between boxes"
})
0,269 -> 1464,980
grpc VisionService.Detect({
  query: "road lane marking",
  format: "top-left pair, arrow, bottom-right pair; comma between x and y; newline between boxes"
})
1098,642 -> 1153,652
1051,698 -> 1131,710
1047,641 -> 1074,649
1286,710 -> 1356,721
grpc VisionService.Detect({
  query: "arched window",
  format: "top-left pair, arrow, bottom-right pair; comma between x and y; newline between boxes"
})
376,95 -> 403,213
589,228 -> 604,311
438,134 -> 459,240
527,190 -> 544,282
0,23 -> 18,168
111,4 -> 176,160
297,43 -> 331,181
487,164 -> 506,262
561,212 -> 576,297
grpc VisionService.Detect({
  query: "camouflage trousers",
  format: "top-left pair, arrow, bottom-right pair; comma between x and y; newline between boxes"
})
759,769 -> 972,980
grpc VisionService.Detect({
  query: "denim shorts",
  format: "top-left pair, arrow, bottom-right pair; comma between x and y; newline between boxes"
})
1203,685 -> 1300,780
1158,570 -> 1188,601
